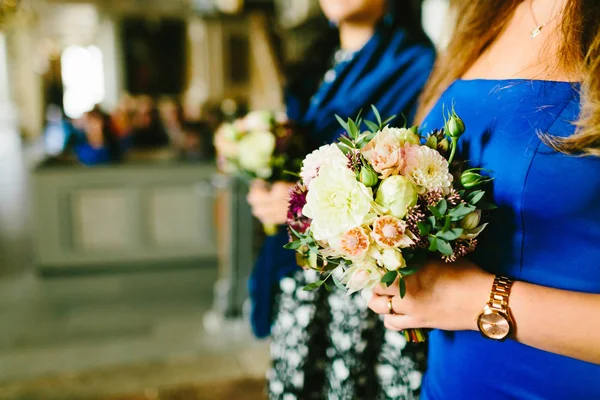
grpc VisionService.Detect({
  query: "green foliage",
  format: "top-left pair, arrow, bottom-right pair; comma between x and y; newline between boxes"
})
382,270 -> 398,286
303,280 -> 324,291
399,278 -> 407,298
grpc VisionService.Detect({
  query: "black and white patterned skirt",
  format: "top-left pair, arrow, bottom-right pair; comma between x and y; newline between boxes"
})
267,269 -> 427,400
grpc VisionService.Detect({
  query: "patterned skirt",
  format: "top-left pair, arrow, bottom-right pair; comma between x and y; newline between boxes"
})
267,269 -> 427,400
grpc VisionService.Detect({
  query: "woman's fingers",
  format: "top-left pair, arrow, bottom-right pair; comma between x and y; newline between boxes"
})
383,314 -> 417,332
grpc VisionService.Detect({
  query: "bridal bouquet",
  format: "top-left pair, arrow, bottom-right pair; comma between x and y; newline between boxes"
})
214,110 -> 307,235
285,107 -> 495,342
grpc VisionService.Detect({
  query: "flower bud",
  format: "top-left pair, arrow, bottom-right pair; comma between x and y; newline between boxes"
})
381,248 -> 406,271
359,166 -> 379,187
425,134 -> 438,150
460,210 -> 481,230
460,170 -> 490,188
409,125 -> 419,135
445,112 -> 466,138
437,138 -> 450,153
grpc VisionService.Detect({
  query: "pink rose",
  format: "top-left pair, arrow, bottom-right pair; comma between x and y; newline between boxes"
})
361,127 -> 405,179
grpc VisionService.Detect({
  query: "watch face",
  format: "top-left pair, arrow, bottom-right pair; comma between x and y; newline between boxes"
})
478,311 -> 511,340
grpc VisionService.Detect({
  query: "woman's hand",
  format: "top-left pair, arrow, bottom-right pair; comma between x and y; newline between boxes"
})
247,180 -> 296,225
368,258 -> 493,332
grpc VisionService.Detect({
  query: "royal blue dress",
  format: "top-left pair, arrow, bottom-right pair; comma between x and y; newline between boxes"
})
420,79 -> 600,399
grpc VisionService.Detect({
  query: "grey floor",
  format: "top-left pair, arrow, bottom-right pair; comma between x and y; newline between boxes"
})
0,127 -> 269,396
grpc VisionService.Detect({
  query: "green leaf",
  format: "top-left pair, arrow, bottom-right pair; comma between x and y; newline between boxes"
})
382,115 -> 398,126
399,278 -> 407,298
442,215 -> 452,232
400,264 -> 422,276
437,199 -> 447,216
303,280 -> 325,291
448,203 -> 477,221
323,281 -> 333,292
331,274 -> 347,291
428,205 -> 443,219
427,215 -> 436,227
335,114 -> 349,132
478,201 -> 498,210
428,236 -> 438,252
466,190 -> 485,205
338,135 -> 355,148
436,239 -> 453,255
417,221 -> 431,236
283,241 -> 302,250
371,105 -> 382,126
347,118 -> 359,139
364,120 -> 380,133
436,228 -> 463,241
381,270 -> 398,286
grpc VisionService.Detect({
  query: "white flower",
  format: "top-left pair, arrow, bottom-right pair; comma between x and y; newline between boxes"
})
300,144 -> 348,186
341,261 -> 382,294
237,130 -> 276,178
403,144 -> 453,194
372,215 -> 414,248
243,110 -> 272,132
392,127 -> 421,146
302,162 -> 373,240
380,248 -> 406,271
375,176 -> 418,219
329,226 -> 371,260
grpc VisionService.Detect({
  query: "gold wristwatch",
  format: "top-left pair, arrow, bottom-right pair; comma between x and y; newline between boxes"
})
477,275 -> 515,341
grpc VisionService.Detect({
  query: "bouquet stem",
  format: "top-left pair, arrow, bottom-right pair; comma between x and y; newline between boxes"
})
403,328 -> 428,343
263,223 -> 278,236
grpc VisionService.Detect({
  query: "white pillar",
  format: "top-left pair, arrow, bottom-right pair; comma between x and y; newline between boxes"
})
0,33 -> 17,126
97,15 -> 124,112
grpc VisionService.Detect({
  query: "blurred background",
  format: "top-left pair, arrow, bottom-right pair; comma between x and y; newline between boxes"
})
0,0 -> 449,399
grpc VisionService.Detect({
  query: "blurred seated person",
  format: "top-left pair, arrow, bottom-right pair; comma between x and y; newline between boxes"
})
158,97 -> 186,151
110,93 -> 136,138
127,95 -> 169,149
43,104 -> 74,156
180,121 -> 214,161
74,109 -> 120,166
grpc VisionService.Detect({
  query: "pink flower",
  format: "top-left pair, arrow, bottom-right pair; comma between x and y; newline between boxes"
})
361,127 -> 405,179
372,216 -> 414,248
330,226 -> 370,259
287,184 -> 311,234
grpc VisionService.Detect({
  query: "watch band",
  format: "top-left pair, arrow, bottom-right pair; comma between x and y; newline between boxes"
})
488,275 -> 514,313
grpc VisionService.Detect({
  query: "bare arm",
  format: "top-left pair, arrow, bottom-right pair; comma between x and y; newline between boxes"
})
368,259 -> 600,365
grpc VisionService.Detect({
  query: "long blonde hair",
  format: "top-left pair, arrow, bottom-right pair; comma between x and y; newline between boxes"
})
416,0 -> 600,156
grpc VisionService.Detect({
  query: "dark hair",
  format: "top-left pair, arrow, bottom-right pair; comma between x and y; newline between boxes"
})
88,108 -> 122,161
285,0 -> 426,94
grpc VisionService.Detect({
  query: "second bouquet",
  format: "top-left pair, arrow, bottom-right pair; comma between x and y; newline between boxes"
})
286,106 -> 495,342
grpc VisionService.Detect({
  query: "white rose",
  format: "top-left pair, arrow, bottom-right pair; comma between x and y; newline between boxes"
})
243,110 -> 272,132
375,176 -> 418,219
237,130 -> 276,178
390,127 -> 420,146
303,162 -> 373,240
341,261 -> 382,295
300,144 -> 348,186
380,248 -> 406,271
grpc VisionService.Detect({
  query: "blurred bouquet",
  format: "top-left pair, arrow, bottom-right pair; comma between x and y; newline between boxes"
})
285,107 -> 495,342
214,110 -> 308,235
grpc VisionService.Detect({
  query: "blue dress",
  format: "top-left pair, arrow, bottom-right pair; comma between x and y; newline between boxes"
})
252,23 -> 435,400
420,79 -> 600,399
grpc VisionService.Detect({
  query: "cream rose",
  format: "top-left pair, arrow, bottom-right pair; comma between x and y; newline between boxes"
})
300,144 -> 348,186
375,176 -> 418,219
237,130 -> 276,178
302,162 -> 373,240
